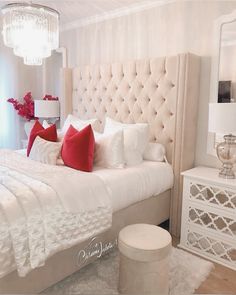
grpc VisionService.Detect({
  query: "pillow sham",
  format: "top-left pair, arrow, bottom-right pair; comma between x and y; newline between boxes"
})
104,117 -> 149,166
62,114 -> 101,134
61,124 -> 95,172
27,120 -> 57,156
143,143 -> 166,162
29,136 -> 62,165
94,130 -> 125,169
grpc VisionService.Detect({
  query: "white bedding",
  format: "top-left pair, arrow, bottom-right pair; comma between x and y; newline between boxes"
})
0,150 -> 112,278
93,161 -> 173,212
17,149 -> 174,212
1,149 -> 173,279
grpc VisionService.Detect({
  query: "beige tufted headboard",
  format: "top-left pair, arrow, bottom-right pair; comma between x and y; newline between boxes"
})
60,53 -> 200,237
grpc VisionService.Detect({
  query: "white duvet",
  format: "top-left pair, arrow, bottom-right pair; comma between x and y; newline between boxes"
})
0,150 -> 112,278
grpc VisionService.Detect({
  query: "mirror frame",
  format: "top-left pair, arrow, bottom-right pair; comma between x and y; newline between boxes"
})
208,10 -> 236,156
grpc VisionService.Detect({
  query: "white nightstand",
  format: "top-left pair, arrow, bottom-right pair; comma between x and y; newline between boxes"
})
179,166 -> 236,270
21,139 -> 28,149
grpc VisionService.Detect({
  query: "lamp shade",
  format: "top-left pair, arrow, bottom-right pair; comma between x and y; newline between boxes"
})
208,103 -> 236,134
34,100 -> 60,118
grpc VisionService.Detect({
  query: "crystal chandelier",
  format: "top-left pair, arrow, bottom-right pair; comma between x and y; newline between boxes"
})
1,2 -> 59,66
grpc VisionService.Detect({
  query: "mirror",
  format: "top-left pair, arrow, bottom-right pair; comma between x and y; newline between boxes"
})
219,21 -> 236,103
208,11 -> 236,155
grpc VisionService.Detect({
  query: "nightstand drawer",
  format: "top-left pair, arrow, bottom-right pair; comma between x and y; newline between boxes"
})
187,202 -> 236,239
180,167 -> 236,271
181,226 -> 236,270
187,178 -> 236,213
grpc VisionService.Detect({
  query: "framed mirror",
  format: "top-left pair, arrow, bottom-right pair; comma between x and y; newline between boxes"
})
208,10 -> 236,155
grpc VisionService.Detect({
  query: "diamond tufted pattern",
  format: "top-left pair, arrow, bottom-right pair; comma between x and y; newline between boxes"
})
70,57 -> 177,162
60,53 -> 201,237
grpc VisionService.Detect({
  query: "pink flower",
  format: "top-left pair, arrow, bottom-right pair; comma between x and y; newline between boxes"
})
43,94 -> 59,101
7,92 -> 37,121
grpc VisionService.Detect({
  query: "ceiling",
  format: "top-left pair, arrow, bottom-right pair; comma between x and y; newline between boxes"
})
0,0 -> 165,26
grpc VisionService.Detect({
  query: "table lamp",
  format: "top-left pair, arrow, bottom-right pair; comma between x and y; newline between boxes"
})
208,103 -> 236,179
34,100 -> 60,124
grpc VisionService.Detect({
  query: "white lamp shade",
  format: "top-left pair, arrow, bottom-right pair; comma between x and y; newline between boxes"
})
34,100 -> 60,118
208,103 -> 236,134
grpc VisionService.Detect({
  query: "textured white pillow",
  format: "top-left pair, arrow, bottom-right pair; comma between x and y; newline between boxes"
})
104,117 -> 149,166
94,130 -> 125,168
143,143 -> 166,162
62,114 -> 101,134
29,136 -> 62,165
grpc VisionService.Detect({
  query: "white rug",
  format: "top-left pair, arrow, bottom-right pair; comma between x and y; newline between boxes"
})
44,248 -> 214,295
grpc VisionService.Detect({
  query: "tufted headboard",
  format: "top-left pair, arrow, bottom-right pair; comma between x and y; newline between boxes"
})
60,53 -> 200,237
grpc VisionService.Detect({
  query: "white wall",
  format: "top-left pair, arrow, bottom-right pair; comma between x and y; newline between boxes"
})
0,37 -> 43,149
60,0 -> 236,168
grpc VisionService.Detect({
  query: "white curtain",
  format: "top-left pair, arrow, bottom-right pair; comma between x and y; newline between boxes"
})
0,33 -> 43,149
0,43 -> 21,149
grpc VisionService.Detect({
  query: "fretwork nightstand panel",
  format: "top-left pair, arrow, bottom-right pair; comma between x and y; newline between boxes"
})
179,167 -> 236,271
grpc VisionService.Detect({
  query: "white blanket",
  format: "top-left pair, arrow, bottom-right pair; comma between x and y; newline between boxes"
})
0,150 -> 112,278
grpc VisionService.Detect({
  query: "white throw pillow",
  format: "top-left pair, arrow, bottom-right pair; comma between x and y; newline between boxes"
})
104,117 -> 149,166
62,114 -> 101,134
29,136 -> 62,165
56,157 -> 65,166
42,120 -> 50,129
94,130 -> 125,168
143,143 -> 166,162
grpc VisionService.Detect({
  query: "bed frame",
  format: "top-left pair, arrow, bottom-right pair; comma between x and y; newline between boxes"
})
0,53 -> 200,293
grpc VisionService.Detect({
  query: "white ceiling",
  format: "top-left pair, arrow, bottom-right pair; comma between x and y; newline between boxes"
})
0,0 -> 166,26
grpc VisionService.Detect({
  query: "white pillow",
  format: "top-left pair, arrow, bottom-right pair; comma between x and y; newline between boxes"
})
62,114 -> 101,134
42,120 -> 50,129
56,157 -> 65,166
104,117 -> 149,166
94,130 -> 125,169
143,143 -> 166,162
29,136 -> 62,165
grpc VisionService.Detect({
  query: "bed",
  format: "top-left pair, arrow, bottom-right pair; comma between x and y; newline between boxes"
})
0,53 -> 200,293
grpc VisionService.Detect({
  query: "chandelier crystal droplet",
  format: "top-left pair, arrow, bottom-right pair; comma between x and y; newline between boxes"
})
1,3 -> 59,66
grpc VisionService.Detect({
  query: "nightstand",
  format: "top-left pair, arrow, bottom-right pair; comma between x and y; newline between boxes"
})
179,166 -> 236,270
21,139 -> 28,149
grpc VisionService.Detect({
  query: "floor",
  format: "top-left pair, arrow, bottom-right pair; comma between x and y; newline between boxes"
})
171,236 -> 236,294
196,262 -> 236,294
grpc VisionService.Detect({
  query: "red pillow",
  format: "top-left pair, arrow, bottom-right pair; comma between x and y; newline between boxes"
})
27,120 -> 57,156
61,124 -> 95,172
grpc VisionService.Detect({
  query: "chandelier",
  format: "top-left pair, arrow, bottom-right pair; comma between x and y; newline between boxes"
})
1,2 -> 59,66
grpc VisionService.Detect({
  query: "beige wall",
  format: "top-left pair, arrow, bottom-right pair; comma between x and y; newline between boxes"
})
60,0 -> 236,168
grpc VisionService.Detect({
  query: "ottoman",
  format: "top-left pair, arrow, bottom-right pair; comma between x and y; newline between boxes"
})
118,224 -> 172,295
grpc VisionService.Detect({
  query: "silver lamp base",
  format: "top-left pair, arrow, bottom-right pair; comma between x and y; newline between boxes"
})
219,163 -> 235,179
216,134 -> 236,179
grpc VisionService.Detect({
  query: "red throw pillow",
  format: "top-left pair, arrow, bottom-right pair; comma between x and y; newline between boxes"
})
27,120 -> 57,156
61,124 -> 95,172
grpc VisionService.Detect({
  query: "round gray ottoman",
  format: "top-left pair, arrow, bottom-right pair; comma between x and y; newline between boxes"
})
118,224 -> 172,295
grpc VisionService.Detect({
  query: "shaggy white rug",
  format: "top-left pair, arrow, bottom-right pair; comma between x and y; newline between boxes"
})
44,248 -> 213,295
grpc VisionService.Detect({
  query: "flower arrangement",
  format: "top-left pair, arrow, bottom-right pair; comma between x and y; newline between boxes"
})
7,92 -> 59,121
7,92 -> 36,121
43,94 -> 59,101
